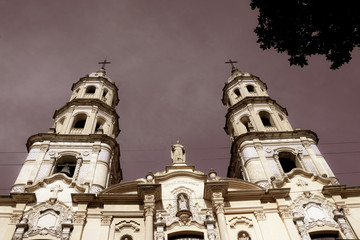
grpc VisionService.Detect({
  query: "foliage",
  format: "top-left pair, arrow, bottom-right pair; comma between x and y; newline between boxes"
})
250,0 -> 360,69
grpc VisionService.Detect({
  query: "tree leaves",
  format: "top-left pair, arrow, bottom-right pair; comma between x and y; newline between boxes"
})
250,0 -> 360,69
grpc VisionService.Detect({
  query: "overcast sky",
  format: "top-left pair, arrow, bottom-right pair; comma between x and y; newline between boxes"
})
0,1 -> 359,194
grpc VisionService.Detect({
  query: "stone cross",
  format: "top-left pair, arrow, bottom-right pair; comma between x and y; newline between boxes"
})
50,185 -> 63,202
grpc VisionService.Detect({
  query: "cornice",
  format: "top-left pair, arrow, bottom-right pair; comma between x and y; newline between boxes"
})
272,169 -> 331,188
9,193 -> 37,203
322,185 -> 360,198
53,98 -> 119,120
204,181 -> 229,200
71,193 -> 96,203
137,183 -> 162,202
102,181 -> 143,194
25,173 -> 86,193
26,133 -> 120,152
155,169 -> 207,182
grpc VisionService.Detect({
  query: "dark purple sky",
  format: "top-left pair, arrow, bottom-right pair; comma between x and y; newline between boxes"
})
1,1 -> 359,194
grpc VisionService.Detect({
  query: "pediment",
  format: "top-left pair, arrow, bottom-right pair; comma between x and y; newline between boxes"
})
272,168 -> 331,188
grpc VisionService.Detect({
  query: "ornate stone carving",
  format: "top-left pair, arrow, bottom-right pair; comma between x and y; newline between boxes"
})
213,202 -> 225,215
296,179 -> 308,187
154,212 -> 166,240
164,187 -> 205,226
229,216 -> 253,228
292,195 -> 340,239
254,211 -> 266,221
22,202 -> 73,238
101,216 -> 113,226
10,214 -> 22,225
73,212 -> 86,226
12,216 -> 28,240
333,209 -> 356,239
278,207 -> 292,219
204,210 -> 218,240
144,206 -> 155,217
115,220 -> 140,232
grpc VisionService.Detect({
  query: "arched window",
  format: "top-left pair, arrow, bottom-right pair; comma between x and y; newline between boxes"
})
278,152 -> 297,173
259,111 -> 274,128
234,88 -> 241,98
120,235 -> 133,240
102,89 -> 108,101
71,114 -> 87,134
246,85 -> 255,93
240,116 -> 252,132
54,155 -> 77,177
238,231 -> 251,240
310,231 -> 339,240
85,86 -> 96,94
95,118 -> 106,133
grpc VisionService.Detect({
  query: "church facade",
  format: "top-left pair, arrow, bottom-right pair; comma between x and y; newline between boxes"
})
0,65 -> 359,240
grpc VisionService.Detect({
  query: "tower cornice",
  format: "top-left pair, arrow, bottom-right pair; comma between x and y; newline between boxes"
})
26,133 -> 120,152
53,99 -> 120,121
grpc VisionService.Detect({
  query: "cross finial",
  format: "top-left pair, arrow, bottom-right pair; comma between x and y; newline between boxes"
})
98,57 -> 111,70
225,58 -> 238,68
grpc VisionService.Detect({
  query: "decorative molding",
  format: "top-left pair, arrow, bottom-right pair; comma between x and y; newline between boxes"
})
101,216 -> 113,226
114,220 -> 140,232
254,210 -> 266,221
22,201 -> 73,238
229,216 -> 253,228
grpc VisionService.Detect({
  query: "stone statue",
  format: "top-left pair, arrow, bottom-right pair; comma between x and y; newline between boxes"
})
171,140 -> 185,164
178,194 -> 188,211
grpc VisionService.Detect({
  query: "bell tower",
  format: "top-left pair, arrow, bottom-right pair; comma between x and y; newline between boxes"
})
222,61 -> 338,189
11,63 -> 122,195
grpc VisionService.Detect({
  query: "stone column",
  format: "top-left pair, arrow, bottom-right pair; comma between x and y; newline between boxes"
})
333,209 -> 356,239
204,210 -> 218,240
12,216 -> 28,240
70,204 -> 87,240
144,194 -> 155,240
278,207 -> 299,240
212,192 -> 229,240
300,138 -> 326,176
254,140 -> 271,188
72,155 -> 83,183
63,106 -> 75,134
154,213 -> 165,240
293,212 -> 309,240
61,216 -> 73,240
254,210 -> 270,240
100,216 -> 113,240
